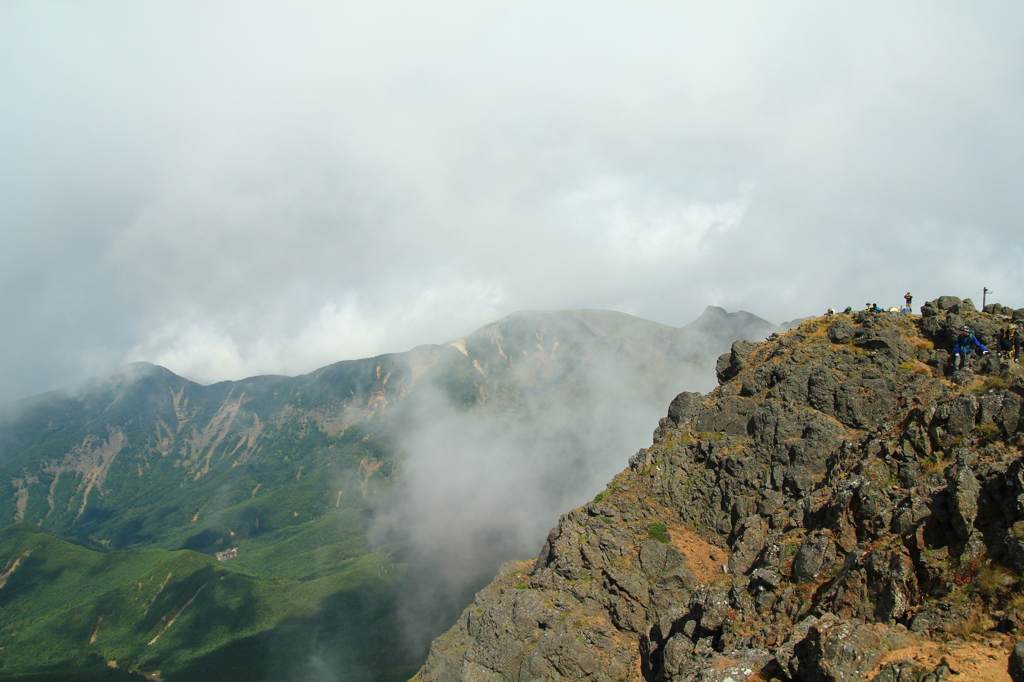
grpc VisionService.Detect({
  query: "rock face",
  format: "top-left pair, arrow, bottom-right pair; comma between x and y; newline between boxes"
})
414,302 -> 1024,682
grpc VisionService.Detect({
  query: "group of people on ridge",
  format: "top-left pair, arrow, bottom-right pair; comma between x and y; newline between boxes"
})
825,293 -> 914,317
824,292 -> 1023,372
951,325 -> 1022,369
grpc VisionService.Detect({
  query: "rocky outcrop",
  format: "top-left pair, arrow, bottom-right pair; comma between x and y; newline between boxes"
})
415,301 -> 1024,682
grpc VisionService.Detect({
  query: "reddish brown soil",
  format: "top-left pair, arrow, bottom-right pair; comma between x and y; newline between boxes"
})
667,522 -> 728,584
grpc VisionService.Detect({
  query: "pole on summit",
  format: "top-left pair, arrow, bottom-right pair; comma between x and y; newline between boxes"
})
984,287 -> 991,309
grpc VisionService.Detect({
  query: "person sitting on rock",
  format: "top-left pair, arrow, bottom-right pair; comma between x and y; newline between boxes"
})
999,327 -> 1015,360
953,326 -> 988,370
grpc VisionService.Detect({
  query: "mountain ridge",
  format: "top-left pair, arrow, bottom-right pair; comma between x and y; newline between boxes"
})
0,306 -> 779,553
3,306 -> 764,407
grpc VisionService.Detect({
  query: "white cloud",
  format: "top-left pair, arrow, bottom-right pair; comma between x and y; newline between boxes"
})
561,176 -> 753,267
123,280 -> 507,384
130,323 -> 247,385
3,2 -> 1024,399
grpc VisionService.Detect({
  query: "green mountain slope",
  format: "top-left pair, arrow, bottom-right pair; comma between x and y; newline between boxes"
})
0,307 -> 778,679
0,524 -> 406,682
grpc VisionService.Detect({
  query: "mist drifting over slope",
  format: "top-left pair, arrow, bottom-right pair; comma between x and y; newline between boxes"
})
365,308 -> 779,652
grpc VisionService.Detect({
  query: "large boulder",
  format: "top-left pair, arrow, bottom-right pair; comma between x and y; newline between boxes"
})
793,533 -> 836,583
654,391 -> 705,441
716,340 -> 762,384
694,396 -> 758,436
948,465 -> 980,541
729,516 -> 769,575
948,299 -> 976,315
667,391 -> 703,427
827,319 -> 856,343
943,393 -> 979,436
789,616 -> 902,682
1010,639 -> 1024,682
835,370 -> 900,430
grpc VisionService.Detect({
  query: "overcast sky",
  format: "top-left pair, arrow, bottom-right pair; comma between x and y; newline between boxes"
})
2,1 -> 1023,402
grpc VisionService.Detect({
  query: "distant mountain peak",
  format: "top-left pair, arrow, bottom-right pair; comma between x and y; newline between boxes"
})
699,304 -> 729,316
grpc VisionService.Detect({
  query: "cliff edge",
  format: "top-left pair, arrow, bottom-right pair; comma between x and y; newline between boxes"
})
414,297 -> 1024,682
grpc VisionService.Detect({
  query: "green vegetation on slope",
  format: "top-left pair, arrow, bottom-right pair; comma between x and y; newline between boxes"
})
0,524 -> 411,681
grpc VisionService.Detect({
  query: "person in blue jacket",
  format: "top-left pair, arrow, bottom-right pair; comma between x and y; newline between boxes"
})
953,325 -> 988,370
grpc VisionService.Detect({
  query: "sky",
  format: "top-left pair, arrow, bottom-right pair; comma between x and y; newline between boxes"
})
3,1 -> 1024,403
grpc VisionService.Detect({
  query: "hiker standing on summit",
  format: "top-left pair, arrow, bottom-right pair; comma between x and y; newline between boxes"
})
953,325 -> 988,370
904,292 -> 913,311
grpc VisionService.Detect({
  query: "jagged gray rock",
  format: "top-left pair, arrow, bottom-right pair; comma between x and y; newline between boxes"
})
414,300 -> 1024,682
1010,639 -> 1024,682
789,615 -> 908,682
716,339 -> 761,384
